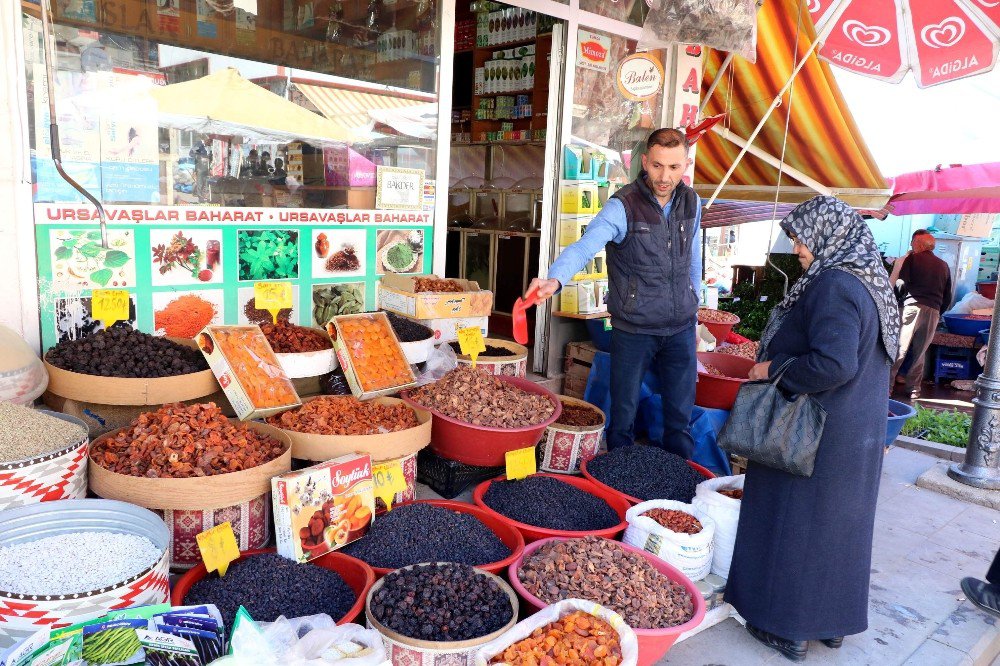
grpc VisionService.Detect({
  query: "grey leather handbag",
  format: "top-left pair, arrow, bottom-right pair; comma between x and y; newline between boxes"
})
717,357 -> 826,477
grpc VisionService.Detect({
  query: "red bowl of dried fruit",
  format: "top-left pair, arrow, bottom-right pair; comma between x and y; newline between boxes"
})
695,351 -> 755,411
401,370 -> 562,467
697,308 -> 740,344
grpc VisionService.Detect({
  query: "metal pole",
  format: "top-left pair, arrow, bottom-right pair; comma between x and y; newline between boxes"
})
39,0 -> 109,248
949,313 -> 1000,489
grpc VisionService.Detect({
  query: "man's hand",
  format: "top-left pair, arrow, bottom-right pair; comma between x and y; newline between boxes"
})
748,361 -> 772,381
526,278 -> 560,302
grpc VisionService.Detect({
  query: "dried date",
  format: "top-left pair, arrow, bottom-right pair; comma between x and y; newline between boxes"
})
643,508 -> 702,534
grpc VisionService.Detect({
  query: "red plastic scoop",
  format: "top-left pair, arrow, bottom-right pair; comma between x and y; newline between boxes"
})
512,287 -> 541,344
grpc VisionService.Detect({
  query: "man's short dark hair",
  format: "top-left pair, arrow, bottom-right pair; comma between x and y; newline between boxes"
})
647,128 -> 690,152
912,229 -> 932,239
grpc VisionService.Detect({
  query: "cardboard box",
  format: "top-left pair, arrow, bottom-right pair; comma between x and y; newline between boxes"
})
326,312 -> 418,401
559,215 -> 593,246
411,315 -> 489,342
561,182 -> 600,214
323,146 -> 376,187
560,279 -> 603,314
272,453 -> 375,563
378,274 -> 494,319
197,326 -> 301,421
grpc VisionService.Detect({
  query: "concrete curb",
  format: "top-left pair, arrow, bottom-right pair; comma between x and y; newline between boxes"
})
894,434 -> 967,462
915,462 -> 1000,511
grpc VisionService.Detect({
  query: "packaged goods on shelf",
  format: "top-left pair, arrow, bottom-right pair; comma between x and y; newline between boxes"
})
561,182 -> 599,214
560,277 -> 607,315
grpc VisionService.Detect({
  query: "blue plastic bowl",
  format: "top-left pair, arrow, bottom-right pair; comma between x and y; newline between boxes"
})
886,399 -> 916,447
585,318 -> 612,352
943,314 -> 992,336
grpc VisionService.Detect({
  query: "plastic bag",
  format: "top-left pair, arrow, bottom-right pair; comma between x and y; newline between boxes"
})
947,292 -> 995,315
474,599 -> 639,666
623,500 -> 716,581
213,615 -> 388,666
696,324 -> 716,352
415,342 -> 457,386
639,0 -> 759,63
692,475 -> 744,579
0,325 -> 47,406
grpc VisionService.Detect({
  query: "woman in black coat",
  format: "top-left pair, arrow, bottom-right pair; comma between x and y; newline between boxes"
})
725,196 -> 901,662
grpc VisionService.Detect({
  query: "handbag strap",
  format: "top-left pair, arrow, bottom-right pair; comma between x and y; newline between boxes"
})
768,356 -> 797,383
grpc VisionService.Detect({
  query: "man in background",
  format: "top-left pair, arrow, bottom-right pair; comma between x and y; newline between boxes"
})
890,229 -> 952,400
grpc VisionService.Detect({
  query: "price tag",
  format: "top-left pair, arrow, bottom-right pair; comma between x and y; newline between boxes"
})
91,289 -> 130,328
372,461 -> 408,511
255,282 -> 293,324
603,318 -> 612,332
505,446 -> 536,481
196,522 -> 240,577
457,326 -> 486,368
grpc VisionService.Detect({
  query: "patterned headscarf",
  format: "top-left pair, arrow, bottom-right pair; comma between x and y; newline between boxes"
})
758,196 -> 900,362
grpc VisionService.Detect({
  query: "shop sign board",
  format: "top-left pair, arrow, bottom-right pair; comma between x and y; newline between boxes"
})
668,45 -> 704,186
376,166 -> 425,211
957,213 -> 997,239
32,203 -> 434,351
577,31 -> 613,73
616,53 -> 665,102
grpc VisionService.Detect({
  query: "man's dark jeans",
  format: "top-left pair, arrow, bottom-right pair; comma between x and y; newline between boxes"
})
607,325 -> 696,458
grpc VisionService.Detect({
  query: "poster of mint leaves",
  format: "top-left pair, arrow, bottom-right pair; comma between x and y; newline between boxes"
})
237,229 -> 299,281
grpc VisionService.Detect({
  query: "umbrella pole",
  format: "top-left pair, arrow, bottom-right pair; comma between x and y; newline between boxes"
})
949,309 -> 1000,489
39,0 -> 109,248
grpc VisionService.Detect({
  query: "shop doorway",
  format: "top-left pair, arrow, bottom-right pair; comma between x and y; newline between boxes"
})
444,2 -> 568,370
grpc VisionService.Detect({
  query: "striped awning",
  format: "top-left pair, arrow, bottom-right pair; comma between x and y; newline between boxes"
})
694,0 -> 892,209
292,82 -> 428,132
700,200 -> 798,229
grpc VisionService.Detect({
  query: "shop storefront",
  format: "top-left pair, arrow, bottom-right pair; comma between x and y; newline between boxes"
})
2,0 -> 699,378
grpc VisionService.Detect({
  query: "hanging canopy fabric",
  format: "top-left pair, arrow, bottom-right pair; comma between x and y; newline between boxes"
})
700,200 -> 798,229
888,162 -> 1000,215
293,82 -> 430,136
149,69 -> 356,146
694,0 -> 892,209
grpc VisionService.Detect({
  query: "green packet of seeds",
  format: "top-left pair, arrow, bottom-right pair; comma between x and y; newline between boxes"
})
103,605 -> 171,624
226,606 -> 257,656
27,633 -> 82,666
81,619 -> 145,665
135,629 -> 201,666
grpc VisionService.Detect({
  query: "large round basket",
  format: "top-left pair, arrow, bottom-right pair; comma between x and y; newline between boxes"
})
454,338 -> 528,378
0,411 -> 89,511
539,396 -> 605,474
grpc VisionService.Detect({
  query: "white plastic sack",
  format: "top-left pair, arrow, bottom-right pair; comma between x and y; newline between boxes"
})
215,616 -> 389,666
623,500 -> 716,581
947,292 -> 995,315
640,0 -> 759,63
692,475 -> 744,579
0,325 -> 47,405
474,599 -> 639,666
696,324 -> 716,352
415,342 -> 458,386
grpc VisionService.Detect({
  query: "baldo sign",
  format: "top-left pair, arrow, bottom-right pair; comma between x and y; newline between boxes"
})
617,53 -> 664,102
376,166 -> 425,211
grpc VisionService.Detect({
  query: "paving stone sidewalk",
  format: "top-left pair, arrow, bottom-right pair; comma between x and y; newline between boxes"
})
660,448 -> 1000,665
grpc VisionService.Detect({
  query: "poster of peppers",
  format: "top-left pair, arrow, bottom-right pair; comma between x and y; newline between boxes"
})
34,204 -> 434,350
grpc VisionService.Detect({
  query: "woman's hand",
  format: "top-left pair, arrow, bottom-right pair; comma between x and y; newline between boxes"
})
749,361 -> 772,381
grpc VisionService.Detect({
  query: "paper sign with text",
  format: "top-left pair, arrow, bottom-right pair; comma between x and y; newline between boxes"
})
91,289 -> 130,328
255,281 -> 293,324
505,446 -> 537,481
196,522 -> 240,577
372,460 -> 408,511
457,326 -> 486,368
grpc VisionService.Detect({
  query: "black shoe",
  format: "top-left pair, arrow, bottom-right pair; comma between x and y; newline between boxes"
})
820,637 -> 844,649
962,577 -> 1000,619
745,623 -> 808,662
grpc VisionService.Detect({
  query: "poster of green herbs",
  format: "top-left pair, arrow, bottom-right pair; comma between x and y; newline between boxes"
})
238,229 -> 300,281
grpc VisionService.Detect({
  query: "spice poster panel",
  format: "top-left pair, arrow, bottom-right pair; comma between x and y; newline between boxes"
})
375,229 -> 426,275
151,289 -> 226,338
238,285 -> 302,325
310,229 -> 367,279
149,229 -> 224,286
46,228 -> 137,291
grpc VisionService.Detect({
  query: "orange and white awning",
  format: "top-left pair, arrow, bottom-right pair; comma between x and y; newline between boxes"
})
292,82 -> 430,133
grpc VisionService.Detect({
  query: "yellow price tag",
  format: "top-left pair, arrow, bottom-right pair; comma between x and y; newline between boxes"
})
91,290 -> 130,329
372,461 -> 408,511
505,446 -> 537,481
254,282 -> 293,324
196,522 -> 240,577
457,327 -> 486,369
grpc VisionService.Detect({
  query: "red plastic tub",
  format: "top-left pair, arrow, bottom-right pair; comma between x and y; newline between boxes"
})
366,499 -> 525,579
696,351 -> 755,410
402,376 -> 562,467
472,473 -> 630,544
171,548 -> 374,625
580,456 -> 715,506
697,308 -> 740,344
510,536 -> 707,666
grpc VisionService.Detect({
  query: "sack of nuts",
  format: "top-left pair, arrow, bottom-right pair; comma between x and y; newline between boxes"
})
623,500 -> 716,582
474,599 -> 639,666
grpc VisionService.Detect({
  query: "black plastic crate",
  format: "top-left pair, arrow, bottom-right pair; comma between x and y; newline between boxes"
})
416,448 -> 506,499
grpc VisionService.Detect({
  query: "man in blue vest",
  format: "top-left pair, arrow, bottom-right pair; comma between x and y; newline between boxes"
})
527,128 -> 701,458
